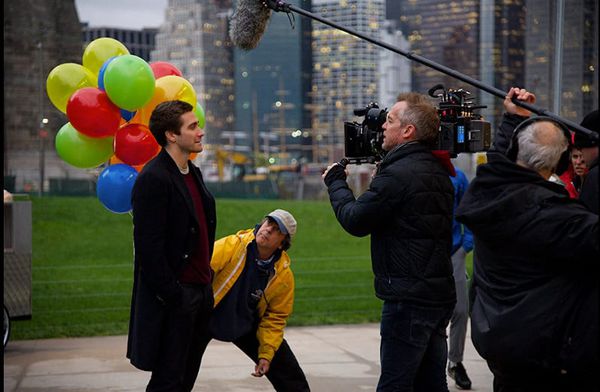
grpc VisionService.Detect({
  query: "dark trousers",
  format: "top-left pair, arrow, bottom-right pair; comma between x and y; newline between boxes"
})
147,283 -> 213,392
377,301 -> 453,392
192,330 -> 310,392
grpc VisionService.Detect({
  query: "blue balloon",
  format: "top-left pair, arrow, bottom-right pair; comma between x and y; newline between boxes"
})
97,56 -> 117,91
120,108 -> 136,121
96,163 -> 138,213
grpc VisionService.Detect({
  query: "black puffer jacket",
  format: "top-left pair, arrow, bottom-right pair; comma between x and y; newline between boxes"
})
327,142 -> 456,307
456,152 -> 599,375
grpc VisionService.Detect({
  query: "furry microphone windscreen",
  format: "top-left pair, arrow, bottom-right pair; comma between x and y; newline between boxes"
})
229,0 -> 273,50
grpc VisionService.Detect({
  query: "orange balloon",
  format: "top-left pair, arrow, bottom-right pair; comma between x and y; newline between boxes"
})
132,163 -> 146,172
129,109 -> 149,126
110,155 -> 146,172
109,155 -> 123,165
189,152 -> 198,160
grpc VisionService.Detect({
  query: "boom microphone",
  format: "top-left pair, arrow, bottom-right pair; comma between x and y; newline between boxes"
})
229,0 -> 272,50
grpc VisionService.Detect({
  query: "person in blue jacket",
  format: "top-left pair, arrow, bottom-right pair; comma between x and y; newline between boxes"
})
447,167 -> 474,390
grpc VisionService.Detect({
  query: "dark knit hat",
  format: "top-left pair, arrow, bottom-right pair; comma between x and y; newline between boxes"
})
573,109 -> 599,148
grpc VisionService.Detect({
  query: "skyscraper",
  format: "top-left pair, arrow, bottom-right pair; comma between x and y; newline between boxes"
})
311,0 -> 385,163
387,0 -> 597,127
151,0 -> 235,146
385,0 -> 597,178
234,0 -> 313,164
386,1 -> 482,100
525,0 -> 598,120
387,0 -> 512,124
479,0 -> 527,124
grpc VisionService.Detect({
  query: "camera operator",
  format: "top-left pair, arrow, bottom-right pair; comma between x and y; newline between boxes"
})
322,92 -> 456,392
455,88 -> 599,391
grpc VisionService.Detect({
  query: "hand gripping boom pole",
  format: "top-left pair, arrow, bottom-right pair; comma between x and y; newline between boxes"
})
264,0 -> 597,140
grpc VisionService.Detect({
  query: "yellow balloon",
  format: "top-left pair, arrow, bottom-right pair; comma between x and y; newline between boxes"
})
131,76 -> 197,126
46,63 -> 97,113
82,37 -> 130,76
155,76 -> 197,107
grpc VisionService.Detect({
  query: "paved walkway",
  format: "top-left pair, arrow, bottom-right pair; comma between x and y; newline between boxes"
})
4,323 -> 493,391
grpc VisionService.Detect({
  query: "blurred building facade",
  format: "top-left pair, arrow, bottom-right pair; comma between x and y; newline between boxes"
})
311,0 -> 386,163
386,0 -> 527,129
525,0 -> 598,120
151,0 -> 235,147
385,0 -> 598,129
233,0 -> 314,165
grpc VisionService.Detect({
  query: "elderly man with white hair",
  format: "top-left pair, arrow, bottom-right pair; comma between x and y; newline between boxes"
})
456,88 -> 599,391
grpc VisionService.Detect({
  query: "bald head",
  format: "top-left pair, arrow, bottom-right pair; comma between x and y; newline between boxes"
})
516,121 -> 569,178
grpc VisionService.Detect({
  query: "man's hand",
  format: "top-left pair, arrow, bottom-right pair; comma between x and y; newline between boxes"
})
251,358 -> 270,377
322,163 -> 348,187
504,87 -> 536,117
372,162 -> 381,178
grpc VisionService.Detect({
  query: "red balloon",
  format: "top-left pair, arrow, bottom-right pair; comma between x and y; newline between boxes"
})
150,61 -> 183,79
67,87 -> 121,138
114,123 -> 160,166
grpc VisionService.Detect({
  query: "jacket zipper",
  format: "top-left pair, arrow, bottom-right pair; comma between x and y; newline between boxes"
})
213,249 -> 246,298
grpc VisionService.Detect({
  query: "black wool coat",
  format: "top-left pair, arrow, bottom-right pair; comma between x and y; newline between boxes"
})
456,152 -> 599,375
126,149 -> 216,371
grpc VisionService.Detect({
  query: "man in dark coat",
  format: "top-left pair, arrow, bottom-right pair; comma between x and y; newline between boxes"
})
323,92 -> 456,391
574,109 -> 599,214
456,88 -> 599,391
127,100 -> 216,391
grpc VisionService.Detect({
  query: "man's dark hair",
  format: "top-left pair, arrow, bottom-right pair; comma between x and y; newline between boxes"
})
149,100 -> 194,146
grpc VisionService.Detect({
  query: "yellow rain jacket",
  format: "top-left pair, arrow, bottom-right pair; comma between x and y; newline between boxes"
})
211,228 -> 295,362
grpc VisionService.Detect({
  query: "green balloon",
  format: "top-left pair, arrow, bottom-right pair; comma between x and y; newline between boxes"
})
46,63 -> 97,113
104,55 -> 155,111
194,102 -> 206,129
55,123 -> 114,168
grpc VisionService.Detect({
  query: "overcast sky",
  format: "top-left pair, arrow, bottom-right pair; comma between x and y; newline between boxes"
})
75,0 -> 168,29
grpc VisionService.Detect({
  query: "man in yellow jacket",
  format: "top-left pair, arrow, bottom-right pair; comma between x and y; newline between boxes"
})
191,209 -> 310,391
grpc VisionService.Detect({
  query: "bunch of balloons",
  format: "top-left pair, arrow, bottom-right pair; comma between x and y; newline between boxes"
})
46,37 -> 206,213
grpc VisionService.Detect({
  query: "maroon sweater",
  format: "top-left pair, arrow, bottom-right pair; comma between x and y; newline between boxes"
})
179,172 -> 211,285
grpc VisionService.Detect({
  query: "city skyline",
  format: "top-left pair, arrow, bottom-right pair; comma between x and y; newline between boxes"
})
75,0 -> 598,124
4,0 -> 598,194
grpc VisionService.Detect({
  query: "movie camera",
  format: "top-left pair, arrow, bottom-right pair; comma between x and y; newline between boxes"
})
342,85 -> 492,164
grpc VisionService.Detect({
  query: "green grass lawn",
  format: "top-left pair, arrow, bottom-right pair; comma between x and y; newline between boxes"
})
11,196 -> 378,340
11,196 -> 473,340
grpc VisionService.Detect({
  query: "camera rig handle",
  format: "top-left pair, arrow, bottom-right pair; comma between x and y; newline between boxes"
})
265,0 -> 597,142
